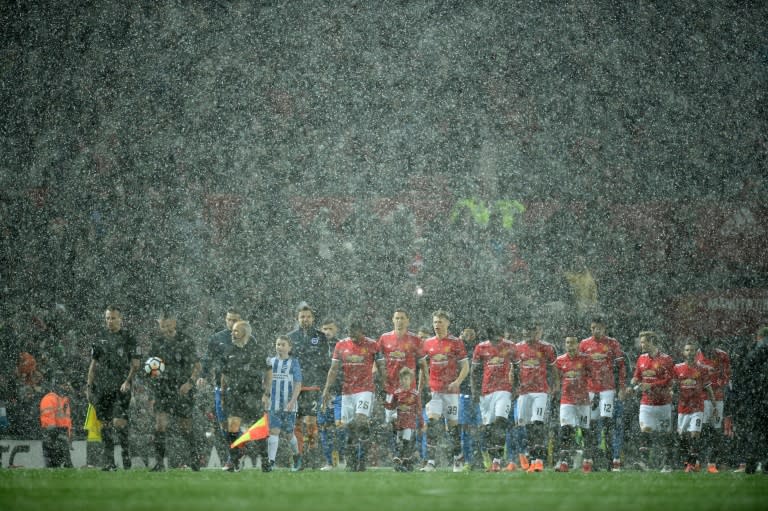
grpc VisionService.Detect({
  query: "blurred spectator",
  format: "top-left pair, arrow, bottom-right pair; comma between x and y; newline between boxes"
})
739,326 -> 768,474
14,352 -> 45,438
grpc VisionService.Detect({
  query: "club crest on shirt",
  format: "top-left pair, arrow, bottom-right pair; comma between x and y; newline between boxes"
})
389,350 -> 406,360
311,337 -> 319,345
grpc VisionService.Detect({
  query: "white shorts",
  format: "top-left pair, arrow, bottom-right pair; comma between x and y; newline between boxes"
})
397,428 -> 416,441
479,391 -> 512,425
639,404 -> 672,432
703,400 -> 724,429
560,404 -> 591,429
426,392 -> 460,422
677,411 -> 704,434
589,390 -> 616,420
340,391 -> 374,424
516,392 -> 549,426
384,393 -> 397,424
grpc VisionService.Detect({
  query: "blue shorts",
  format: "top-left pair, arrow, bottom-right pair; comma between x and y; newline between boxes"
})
214,387 -> 227,423
459,394 -> 482,426
508,398 -> 520,423
269,410 -> 297,433
318,395 -> 342,426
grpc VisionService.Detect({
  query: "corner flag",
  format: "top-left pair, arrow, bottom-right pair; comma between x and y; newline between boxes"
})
83,403 -> 102,442
230,414 -> 269,448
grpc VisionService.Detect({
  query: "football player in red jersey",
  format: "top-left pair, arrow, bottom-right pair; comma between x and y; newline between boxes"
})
513,319 -> 556,472
674,341 -> 716,472
579,316 -> 627,471
630,330 -> 675,471
553,336 -> 594,472
322,320 -> 383,472
695,336 -> 731,473
470,323 -> 515,472
421,309 -> 469,472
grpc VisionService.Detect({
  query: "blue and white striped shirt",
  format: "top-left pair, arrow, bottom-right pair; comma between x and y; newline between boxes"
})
270,356 -> 302,412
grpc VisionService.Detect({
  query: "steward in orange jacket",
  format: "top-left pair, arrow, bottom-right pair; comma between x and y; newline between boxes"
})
40,391 -> 73,468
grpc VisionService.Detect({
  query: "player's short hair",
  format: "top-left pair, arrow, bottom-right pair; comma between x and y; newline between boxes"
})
276,334 -> 291,345
523,318 -> 542,329
432,309 -> 451,322
320,317 -> 338,327
591,315 -> 606,326
105,304 -> 121,315
347,319 -> 365,335
639,330 -> 658,344
297,303 -> 314,314
483,322 -> 504,340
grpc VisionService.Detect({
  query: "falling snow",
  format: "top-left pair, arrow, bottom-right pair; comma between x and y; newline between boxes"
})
1,1 -> 766,367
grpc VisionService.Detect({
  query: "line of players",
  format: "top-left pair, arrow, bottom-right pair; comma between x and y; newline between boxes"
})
88,305 -> 732,473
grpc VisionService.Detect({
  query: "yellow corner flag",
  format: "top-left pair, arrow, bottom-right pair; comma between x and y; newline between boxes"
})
84,403 -> 102,442
230,414 -> 269,448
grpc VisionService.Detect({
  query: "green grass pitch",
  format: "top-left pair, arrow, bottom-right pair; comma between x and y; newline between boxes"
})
2,468 -> 767,511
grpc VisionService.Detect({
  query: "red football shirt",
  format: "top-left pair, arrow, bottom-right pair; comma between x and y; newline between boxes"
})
391,387 -> 423,430
472,339 -> 515,395
331,336 -> 380,394
579,335 -> 626,393
555,352 -> 593,405
513,340 -> 556,394
674,362 -> 710,414
377,330 -> 424,394
694,349 -> 731,401
633,352 -> 675,405
423,335 -> 468,393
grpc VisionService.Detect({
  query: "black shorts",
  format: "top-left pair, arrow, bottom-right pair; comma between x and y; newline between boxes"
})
93,387 -> 131,422
225,390 -> 265,420
297,389 -> 322,418
151,383 -> 195,419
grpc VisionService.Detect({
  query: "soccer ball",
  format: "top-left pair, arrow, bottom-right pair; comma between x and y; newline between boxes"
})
144,356 -> 165,378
